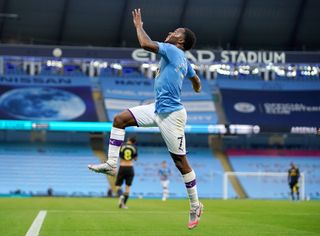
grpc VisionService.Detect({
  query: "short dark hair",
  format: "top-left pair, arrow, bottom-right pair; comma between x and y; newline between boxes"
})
128,136 -> 137,144
183,28 -> 196,50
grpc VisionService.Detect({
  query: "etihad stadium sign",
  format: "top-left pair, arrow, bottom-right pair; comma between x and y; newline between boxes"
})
1,44 -> 319,64
132,49 -> 287,64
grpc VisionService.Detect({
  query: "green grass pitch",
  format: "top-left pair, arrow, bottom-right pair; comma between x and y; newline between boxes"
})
0,198 -> 319,236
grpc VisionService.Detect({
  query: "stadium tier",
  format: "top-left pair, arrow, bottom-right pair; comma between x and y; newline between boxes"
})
0,141 -> 223,198
0,49 -> 319,200
131,146 -> 223,199
0,142 -> 108,197
100,76 -> 218,124
1,140 -> 319,200
226,149 -> 320,200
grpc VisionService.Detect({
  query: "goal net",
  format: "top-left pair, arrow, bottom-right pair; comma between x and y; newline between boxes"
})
223,172 -> 305,200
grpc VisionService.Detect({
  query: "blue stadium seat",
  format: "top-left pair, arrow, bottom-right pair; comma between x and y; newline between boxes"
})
0,142 -> 107,197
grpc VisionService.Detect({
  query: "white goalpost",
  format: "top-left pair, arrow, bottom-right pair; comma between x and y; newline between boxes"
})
223,172 -> 305,200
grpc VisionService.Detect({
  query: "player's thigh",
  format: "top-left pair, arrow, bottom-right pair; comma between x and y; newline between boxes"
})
115,173 -> 125,186
128,103 -> 157,127
162,180 -> 169,188
157,108 -> 187,155
124,168 -> 134,186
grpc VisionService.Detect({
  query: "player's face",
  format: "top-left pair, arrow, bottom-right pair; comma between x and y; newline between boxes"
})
161,161 -> 167,168
165,28 -> 185,44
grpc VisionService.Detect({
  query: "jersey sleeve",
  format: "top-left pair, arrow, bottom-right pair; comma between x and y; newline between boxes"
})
186,61 -> 196,78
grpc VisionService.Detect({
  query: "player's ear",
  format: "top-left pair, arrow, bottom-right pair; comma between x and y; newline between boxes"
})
177,37 -> 184,45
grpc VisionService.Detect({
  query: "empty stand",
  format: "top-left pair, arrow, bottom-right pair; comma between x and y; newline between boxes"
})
0,142 -> 108,197
0,142 -> 224,198
226,150 -> 320,199
130,146 -> 222,198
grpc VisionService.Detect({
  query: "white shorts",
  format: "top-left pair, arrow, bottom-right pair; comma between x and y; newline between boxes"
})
160,179 -> 170,188
129,103 -> 187,155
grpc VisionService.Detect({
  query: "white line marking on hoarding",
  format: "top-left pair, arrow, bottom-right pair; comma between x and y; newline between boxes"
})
26,210 -> 47,236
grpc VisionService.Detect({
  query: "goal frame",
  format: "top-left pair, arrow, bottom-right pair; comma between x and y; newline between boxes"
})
223,171 -> 305,200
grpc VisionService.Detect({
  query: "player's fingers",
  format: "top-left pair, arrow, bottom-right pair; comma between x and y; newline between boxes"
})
135,9 -> 139,15
132,8 -> 141,22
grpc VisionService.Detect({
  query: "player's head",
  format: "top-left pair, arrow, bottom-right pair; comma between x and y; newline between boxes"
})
164,27 -> 196,51
290,162 -> 296,168
127,136 -> 137,144
183,28 -> 196,50
161,160 -> 167,167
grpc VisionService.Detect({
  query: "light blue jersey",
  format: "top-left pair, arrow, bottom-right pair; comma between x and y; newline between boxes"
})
159,167 -> 171,181
154,42 -> 196,113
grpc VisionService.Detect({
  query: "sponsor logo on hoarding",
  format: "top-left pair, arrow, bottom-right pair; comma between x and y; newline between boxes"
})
234,102 -> 256,113
0,76 -> 72,85
264,103 -> 320,115
290,126 -> 318,134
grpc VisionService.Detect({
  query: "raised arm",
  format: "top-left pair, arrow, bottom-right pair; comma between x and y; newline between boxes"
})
132,9 -> 158,53
189,75 -> 201,93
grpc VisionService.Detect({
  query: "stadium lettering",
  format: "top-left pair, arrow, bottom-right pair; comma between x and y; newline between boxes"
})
131,49 -> 156,62
220,51 -> 286,64
0,76 -> 71,84
291,127 -> 318,134
115,79 -> 152,86
132,49 -> 286,64
186,50 -> 215,64
264,103 -> 320,115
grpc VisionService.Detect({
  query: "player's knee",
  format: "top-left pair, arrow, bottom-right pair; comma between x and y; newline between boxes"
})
173,159 -> 189,174
113,114 -> 126,128
170,152 -> 190,174
113,110 -> 136,128
170,153 -> 191,174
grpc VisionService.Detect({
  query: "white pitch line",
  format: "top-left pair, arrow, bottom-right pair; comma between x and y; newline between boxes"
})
26,210 -> 47,236
48,210 -> 187,214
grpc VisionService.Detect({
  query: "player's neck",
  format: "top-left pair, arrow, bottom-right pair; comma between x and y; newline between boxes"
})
176,43 -> 184,51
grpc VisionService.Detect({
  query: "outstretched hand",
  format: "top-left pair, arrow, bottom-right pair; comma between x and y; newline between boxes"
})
131,8 -> 158,53
132,8 -> 143,28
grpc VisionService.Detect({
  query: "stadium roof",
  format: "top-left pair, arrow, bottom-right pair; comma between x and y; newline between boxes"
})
0,0 -> 319,51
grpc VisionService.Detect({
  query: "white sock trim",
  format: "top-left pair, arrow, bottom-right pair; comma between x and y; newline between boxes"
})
110,127 -> 125,140
182,170 -> 196,183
